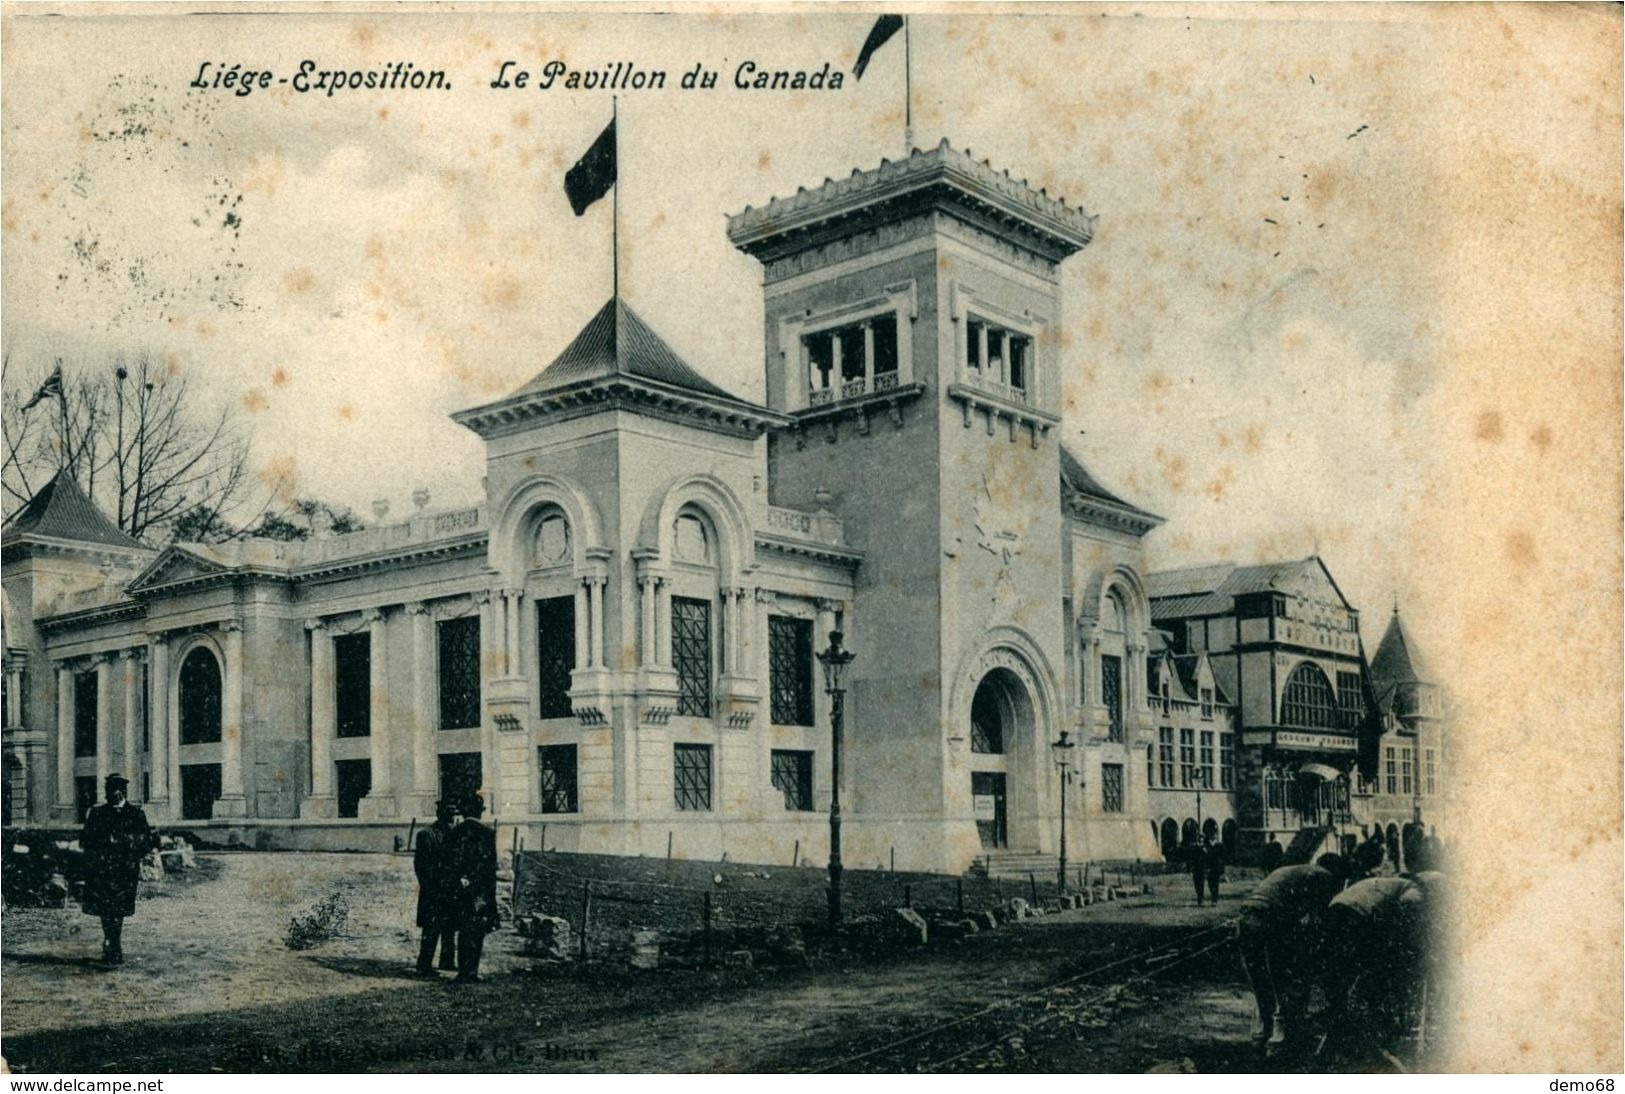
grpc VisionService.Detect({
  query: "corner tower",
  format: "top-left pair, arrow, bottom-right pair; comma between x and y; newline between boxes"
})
728,141 -> 1098,871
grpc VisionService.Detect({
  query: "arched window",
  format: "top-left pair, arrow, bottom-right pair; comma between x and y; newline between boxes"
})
179,647 -> 222,745
670,507 -> 719,718
970,677 -> 1005,754
1281,662 -> 1338,728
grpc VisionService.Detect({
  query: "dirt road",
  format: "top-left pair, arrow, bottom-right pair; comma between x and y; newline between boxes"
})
2,851 -> 1265,1073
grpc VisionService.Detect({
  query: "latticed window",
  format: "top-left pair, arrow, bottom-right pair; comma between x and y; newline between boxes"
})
1179,728 -> 1196,788
539,744 -> 578,814
1401,747 -> 1413,795
1337,670 -> 1364,728
1146,744 -> 1155,788
179,648 -> 222,745
769,616 -> 814,726
1200,687 -> 1214,720
1101,655 -> 1123,741
1158,727 -> 1175,787
971,682 -> 1003,754
1426,749 -> 1437,796
1199,730 -> 1215,789
437,617 -> 481,730
73,671 -> 98,757
771,749 -> 814,811
334,633 -> 371,738
536,596 -> 575,719
1101,763 -> 1124,813
1385,746 -> 1397,794
1281,663 -> 1338,728
1220,733 -> 1236,789
672,597 -> 712,717
673,743 -> 712,811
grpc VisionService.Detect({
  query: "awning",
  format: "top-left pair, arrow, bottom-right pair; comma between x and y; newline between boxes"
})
1299,762 -> 1344,781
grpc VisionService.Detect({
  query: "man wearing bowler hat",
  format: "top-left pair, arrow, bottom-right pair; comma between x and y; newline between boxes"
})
81,773 -> 157,965
414,799 -> 460,976
448,792 -> 498,982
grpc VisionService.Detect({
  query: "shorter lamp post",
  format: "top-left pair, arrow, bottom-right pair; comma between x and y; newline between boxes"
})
817,630 -> 856,929
1052,729 -> 1076,894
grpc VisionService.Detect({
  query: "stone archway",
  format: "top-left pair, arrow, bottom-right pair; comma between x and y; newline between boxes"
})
967,667 -> 1033,850
1160,817 -> 1180,860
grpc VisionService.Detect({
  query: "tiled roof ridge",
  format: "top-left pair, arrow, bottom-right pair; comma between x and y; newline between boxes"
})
727,138 -> 1097,239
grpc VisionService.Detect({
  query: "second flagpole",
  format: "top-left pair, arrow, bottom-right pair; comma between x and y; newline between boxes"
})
612,95 -> 619,302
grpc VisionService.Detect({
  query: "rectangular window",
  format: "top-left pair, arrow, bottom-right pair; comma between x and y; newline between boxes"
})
539,744 -> 578,814
872,319 -> 899,388
535,596 -> 575,719
1338,671 -> 1363,728
768,616 -> 815,727
1179,728 -> 1196,789
966,317 -> 1033,398
806,329 -> 835,395
1199,730 -> 1215,790
73,671 -> 98,758
673,743 -> 712,811
672,597 -> 712,718
334,633 -> 371,739
1158,727 -> 1175,787
1200,687 -> 1214,720
1008,335 -> 1031,392
966,320 -> 984,371
1146,744 -> 1155,788
179,762 -> 220,821
1401,747 -> 1413,795
1426,749 -> 1437,797
439,752 -> 482,808
803,313 -> 898,403
1220,732 -> 1236,790
1101,654 -> 1123,742
770,749 -> 814,812
335,758 -> 371,819
437,617 -> 481,730
1385,746 -> 1397,795
1101,763 -> 1124,813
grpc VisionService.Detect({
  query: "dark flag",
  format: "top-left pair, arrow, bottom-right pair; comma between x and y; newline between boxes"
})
564,119 -> 616,216
1355,635 -> 1385,782
853,14 -> 904,80
20,364 -> 64,411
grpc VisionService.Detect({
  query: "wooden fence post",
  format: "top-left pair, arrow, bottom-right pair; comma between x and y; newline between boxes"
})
579,882 -> 592,960
703,892 -> 713,966
792,839 -> 800,868
1029,872 -> 1039,906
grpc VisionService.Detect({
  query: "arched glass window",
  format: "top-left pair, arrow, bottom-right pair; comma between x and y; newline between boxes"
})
970,677 -> 1005,754
1281,662 -> 1338,728
179,647 -> 222,745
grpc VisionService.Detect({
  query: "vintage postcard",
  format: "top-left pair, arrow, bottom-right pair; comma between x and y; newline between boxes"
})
1,2 -> 1619,1078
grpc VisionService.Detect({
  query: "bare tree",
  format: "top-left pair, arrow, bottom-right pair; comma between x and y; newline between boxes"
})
3,352 -> 265,543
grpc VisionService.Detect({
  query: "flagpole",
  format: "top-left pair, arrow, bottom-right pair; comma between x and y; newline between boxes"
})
903,16 -> 913,154
612,95 -> 620,303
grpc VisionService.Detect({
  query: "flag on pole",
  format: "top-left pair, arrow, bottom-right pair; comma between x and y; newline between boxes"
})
853,14 -> 904,79
564,118 -> 617,216
20,364 -> 63,411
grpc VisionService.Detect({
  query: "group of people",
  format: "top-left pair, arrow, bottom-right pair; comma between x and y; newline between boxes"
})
1187,835 -> 1227,906
1236,838 -> 1447,1061
413,793 -> 500,982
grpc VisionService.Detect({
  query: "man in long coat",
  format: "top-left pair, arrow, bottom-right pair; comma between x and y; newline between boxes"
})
81,773 -> 157,965
448,792 -> 498,982
414,799 -> 459,975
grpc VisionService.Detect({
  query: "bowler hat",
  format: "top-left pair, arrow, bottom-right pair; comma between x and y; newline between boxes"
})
104,773 -> 130,788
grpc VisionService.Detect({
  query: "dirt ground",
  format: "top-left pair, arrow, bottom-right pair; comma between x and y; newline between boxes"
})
1,851 -> 1331,1074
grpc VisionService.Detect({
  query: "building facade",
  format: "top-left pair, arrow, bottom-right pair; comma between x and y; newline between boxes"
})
1,142 -> 1442,873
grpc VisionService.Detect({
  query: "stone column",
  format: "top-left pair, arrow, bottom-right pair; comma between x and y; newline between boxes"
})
364,608 -> 393,809
120,649 -> 141,789
216,620 -> 247,815
94,654 -> 113,792
408,603 -> 436,810
148,635 -> 170,813
4,659 -> 22,730
639,575 -> 656,669
504,589 -> 523,678
477,591 -> 496,806
55,663 -> 75,814
574,580 -> 590,671
302,619 -> 335,815
656,577 -> 672,668
589,576 -> 605,669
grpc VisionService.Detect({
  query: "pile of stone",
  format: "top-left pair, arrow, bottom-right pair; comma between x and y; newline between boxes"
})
1,832 -> 73,908
514,912 -> 572,960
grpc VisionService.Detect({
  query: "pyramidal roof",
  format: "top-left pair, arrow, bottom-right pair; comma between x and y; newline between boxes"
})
1370,609 -> 1429,688
512,297 -> 743,403
2,471 -> 146,551
1059,445 -> 1157,519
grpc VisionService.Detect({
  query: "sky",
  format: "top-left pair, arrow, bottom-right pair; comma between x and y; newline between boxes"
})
2,6 -> 1460,644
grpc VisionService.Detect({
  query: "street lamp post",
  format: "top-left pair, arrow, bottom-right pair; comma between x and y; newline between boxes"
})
817,630 -> 856,929
1052,729 -> 1076,894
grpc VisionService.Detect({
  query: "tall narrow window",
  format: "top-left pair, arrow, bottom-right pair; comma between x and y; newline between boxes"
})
1337,670 -> 1363,728
73,671 -> 98,757
771,749 -> 814,811
1426,749 -> 1437,796
535,596 -> 575,719
1101,763 -> 1124,813
539,744 -> 578,814
1146,743 -> 1155,788
1101,654 -> 1123,742
1200,687 -> 1214,720
334,632 -> 371,738
437,616 -> 481,730
1199,730 -> 1215,789
673,743 -> 712,811
769,616 -> 814,727
1220,732 -> 1236,790
1385,746 -> 1397,794
872,320 -> 899,389
806,330 -> 835,399
1158,726 -> 1175,787
178,648 -> 222,745
1179,728 -> 1196,788
1401,747 -> 1413,795
966,320 -> 984,372
672,597 -> 712,718
970,680 -> 1004,754
1008,336 -> 1030,393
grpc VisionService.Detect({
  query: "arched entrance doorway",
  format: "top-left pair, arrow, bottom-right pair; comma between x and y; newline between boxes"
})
178,647 -> 223,821
969,669 -> 1035,850
1160,818 -> 1179,860
1221,819 -> 1238,858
